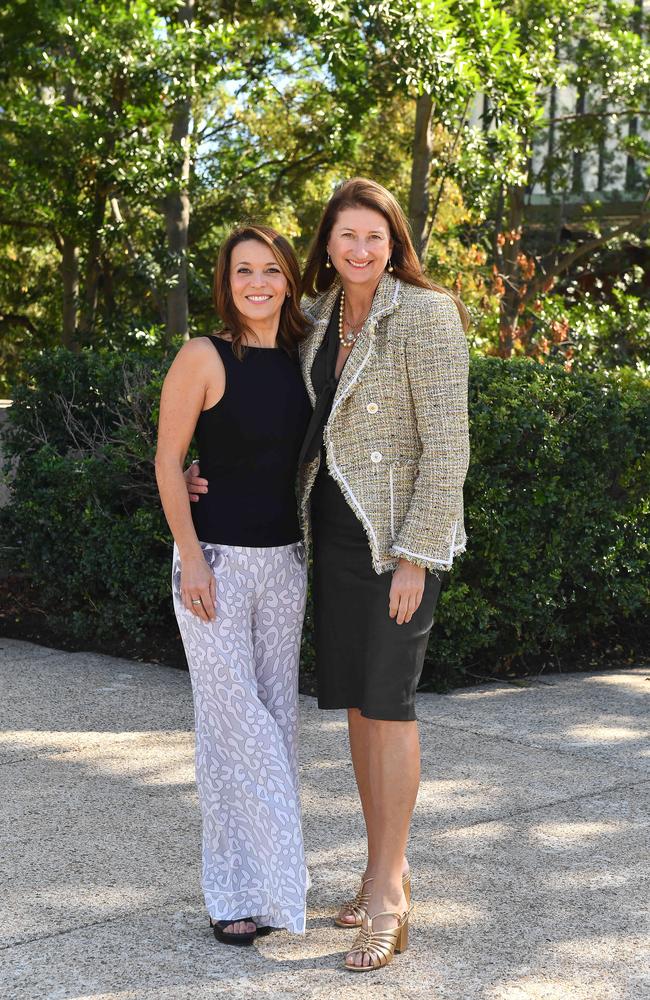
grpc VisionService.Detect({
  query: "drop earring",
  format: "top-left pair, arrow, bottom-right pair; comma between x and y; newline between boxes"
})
387,257 -> 394,273
325,253 -> 332,269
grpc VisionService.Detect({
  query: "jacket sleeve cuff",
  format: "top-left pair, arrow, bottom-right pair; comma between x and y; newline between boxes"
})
389,521 -> 466,572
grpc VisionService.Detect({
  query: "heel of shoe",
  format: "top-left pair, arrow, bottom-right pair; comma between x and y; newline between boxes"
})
395,915 -> 409,954
403,871 -> 411,906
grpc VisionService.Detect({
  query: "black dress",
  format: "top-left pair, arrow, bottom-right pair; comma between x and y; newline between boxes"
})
305,301 -> 442,722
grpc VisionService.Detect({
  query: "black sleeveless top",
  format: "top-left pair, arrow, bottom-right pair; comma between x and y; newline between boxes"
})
191,336 -> 311,547
298,296 -> 341,465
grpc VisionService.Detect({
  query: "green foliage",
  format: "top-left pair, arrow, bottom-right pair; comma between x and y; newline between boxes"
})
2,349 -> 648,678
1,346 -> 175,647
1,0 -> 648,395
431,357 -> 650,676
537,274 -> 650,374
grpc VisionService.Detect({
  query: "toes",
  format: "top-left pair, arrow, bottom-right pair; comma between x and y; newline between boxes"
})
231,920 -> 254,935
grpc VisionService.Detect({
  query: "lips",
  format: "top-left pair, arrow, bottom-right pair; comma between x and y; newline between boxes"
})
347,259 -> 372,269
245,295 -> 272,302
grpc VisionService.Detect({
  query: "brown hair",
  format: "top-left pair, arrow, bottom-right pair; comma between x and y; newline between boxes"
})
213,225 -> 310,358
302,177 -> 470,331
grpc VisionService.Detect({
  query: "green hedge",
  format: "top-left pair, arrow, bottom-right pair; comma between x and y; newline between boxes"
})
0,348 -> 174,646
435,358 -> 649,677
1,348 -> 648,683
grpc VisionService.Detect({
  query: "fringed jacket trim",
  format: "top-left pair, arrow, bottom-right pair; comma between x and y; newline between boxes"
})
298,272 -> 470,574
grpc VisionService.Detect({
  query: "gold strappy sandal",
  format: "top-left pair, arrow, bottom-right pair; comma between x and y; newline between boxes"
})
334,870 -> 411,928
344,906 -> 411,972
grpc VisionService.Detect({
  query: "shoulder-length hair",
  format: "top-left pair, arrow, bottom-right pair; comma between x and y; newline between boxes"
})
302,178 -> 470,331
213,225 -> 310,358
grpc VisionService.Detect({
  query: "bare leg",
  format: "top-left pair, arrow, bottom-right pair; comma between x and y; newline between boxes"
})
347,718 -> 419,967
339,710 -> 410,926
348,708 -> 378,864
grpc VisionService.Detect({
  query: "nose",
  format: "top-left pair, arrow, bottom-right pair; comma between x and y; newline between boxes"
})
353,241 -> 370,257
250,270 -> 267,286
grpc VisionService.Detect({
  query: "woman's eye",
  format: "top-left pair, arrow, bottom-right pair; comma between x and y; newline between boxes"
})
237,267 -> 251,273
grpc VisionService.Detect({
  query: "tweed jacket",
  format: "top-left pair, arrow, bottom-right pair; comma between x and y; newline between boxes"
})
298,272 -> 470,574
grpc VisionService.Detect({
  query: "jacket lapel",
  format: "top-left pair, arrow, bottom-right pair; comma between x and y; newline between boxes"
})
331,273 -> 401,417
299,280 -> 342,407
299,273 -> 402,412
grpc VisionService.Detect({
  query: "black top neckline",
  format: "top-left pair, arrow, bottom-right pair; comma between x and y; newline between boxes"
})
213,334 -> 281,351
297,296 -> 342,466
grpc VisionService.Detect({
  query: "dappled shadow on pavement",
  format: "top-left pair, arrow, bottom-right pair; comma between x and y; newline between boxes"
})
0,641 -> 647,999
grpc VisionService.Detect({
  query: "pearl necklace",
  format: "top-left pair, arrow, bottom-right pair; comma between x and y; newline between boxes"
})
338,290 -> 369,348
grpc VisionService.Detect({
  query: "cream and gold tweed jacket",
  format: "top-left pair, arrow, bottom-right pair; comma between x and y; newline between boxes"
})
298,272 -> 470,574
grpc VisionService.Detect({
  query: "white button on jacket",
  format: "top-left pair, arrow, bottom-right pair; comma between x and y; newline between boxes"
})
367,402 -> 379,413
370,451 -> 383,463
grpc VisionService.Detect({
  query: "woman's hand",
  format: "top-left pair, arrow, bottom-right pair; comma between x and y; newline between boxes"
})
184,461 -> 209,502
389,558 -> 426,625
180,551 -> 217,622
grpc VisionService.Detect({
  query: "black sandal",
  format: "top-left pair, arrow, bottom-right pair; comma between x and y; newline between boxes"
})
209,916 -> 257,946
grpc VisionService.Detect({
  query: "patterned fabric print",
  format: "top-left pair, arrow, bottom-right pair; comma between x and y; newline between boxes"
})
172,541 -> 309,934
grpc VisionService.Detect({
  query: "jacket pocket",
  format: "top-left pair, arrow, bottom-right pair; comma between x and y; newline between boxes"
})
388,459 -> 418,540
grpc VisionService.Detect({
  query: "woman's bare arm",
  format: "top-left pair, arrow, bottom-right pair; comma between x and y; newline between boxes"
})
155,338 -> 224,621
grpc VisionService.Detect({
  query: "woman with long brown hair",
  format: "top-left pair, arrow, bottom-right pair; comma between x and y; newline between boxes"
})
186,179 -> 470,970
156,226 -> 312,943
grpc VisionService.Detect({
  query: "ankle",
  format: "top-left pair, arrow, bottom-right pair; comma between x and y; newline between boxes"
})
370,880 -> 407,906
365,857 -> 409,879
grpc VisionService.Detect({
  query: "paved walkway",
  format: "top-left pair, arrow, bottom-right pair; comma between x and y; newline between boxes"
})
1,638 -> 648,1000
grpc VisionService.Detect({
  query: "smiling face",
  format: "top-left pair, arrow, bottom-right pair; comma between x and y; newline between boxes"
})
327,206 -> 393,289
229,238 -> 289,328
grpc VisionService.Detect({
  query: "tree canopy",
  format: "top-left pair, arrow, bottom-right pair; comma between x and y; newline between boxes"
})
0,0 -> 648,391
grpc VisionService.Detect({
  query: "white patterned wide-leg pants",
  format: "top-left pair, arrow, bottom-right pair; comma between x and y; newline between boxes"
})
172,540 -> 309,934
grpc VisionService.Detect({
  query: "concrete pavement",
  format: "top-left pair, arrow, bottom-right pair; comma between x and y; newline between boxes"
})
0,637 -> 648,1000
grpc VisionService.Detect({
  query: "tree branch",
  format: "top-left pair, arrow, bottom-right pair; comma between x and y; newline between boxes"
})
523,207 -> 650,306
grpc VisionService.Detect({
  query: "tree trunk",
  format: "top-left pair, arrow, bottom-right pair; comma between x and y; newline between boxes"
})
78,184 -> 106,341
422,95 -> 471,261
498,184 -> 526,357
60,78 -> 80,349
101,253 -> 116,319
60,236 -> 79,349
408,93 -> 434,260
164,0 -> 195,342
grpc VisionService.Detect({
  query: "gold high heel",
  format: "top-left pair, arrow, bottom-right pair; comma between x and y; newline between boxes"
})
344,906 -> 411,972
334,870 -> 411,928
